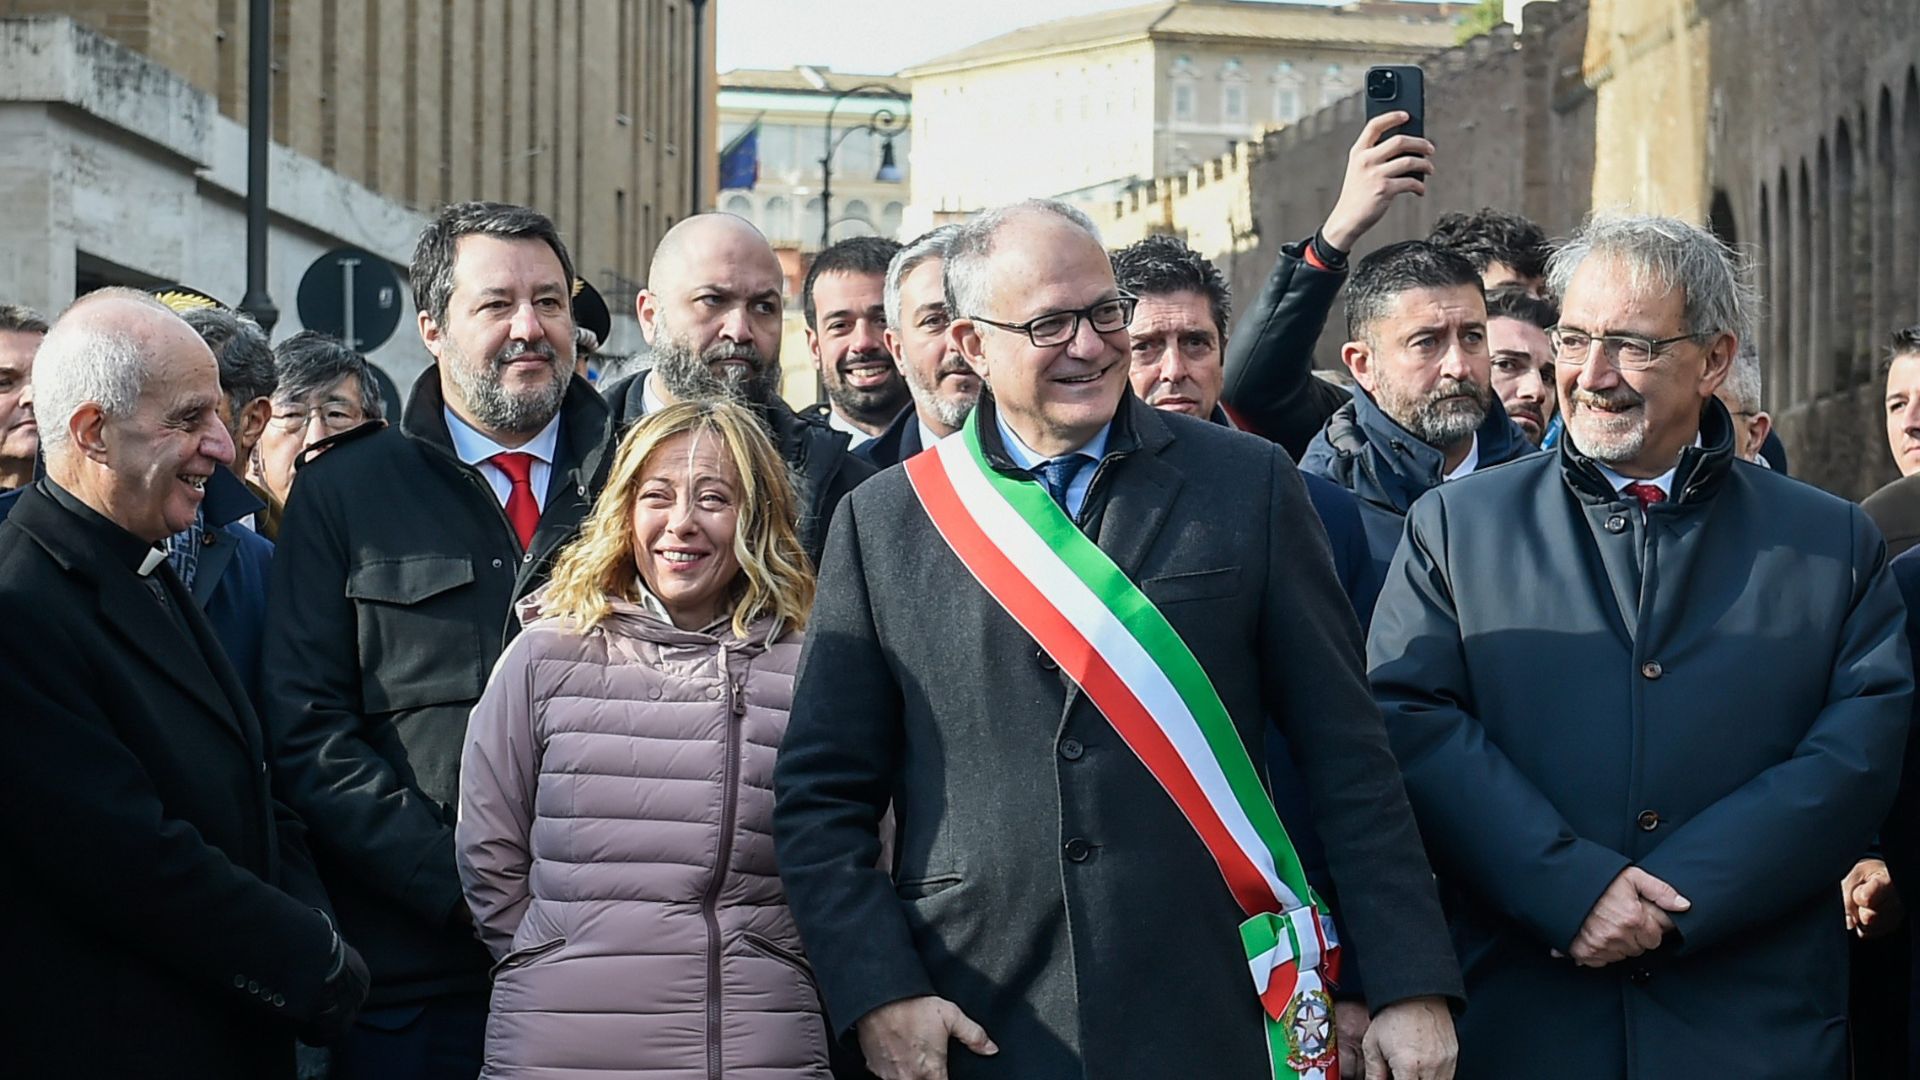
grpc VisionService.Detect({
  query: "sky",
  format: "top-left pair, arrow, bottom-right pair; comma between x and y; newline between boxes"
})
716,0 -> 1457,76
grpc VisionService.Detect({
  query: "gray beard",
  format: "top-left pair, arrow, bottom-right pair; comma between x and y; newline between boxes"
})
445,339 -> 569,435
650,333 -> 778,408
1378,375 -> 1490,452
902,354 -> 980,430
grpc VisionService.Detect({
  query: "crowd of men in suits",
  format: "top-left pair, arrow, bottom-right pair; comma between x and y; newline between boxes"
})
4,105 -> 1920,1080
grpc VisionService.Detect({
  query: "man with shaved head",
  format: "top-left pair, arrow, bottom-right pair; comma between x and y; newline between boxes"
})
775,199 -> 1461,1080
262,202 -> 608,1078
599,212 -> 873,562
0,289 -> 369,1077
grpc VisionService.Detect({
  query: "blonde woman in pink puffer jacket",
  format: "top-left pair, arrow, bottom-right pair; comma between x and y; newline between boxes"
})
457,401 -> 828,1079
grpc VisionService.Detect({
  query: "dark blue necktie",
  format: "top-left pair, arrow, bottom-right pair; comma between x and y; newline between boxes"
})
1033,454 -> 1090,513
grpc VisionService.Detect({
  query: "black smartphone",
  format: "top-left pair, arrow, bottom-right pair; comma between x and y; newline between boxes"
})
1364,64 -> 1425,146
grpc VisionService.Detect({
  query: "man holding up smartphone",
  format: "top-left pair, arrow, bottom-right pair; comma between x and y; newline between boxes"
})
1220,110 -> 1435,459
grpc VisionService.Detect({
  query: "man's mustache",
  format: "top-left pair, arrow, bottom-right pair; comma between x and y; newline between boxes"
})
1571,386 -> 1644,411
493,340 -> 560,367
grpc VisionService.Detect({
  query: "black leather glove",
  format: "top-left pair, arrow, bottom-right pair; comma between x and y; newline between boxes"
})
298,922 -> 370,1047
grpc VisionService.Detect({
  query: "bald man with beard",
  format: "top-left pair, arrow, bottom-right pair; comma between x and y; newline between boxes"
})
598,212 -> 874,563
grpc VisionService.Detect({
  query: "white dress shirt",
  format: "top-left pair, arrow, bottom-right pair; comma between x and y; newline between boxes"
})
827,408 -> 876,449
443,405 -> 561,512
917,417 -> 957,454
993,411 -> 1111,520
1592,435 -> 1702,500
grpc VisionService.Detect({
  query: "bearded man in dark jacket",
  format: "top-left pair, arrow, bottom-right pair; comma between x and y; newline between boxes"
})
1300,240 -> 1534,582
263,202 -> 608,1079
597,213 -> 872,565
1370,214 -> 1912,1079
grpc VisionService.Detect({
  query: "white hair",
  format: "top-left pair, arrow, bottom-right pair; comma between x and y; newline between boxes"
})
943,199 -> 1104,322
885,224 -> 960,330
1724,340 -> 1763,414
33,312 -> 151,462
1547,213 -> 1759,345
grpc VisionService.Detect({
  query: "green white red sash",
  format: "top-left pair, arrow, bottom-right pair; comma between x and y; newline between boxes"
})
903,414 -> 1343,1080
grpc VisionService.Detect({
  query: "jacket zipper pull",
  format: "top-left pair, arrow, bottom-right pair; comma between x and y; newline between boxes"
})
730,673 -> 747,718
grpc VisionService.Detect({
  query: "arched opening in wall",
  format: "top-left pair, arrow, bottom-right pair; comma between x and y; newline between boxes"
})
1814,139 -> 1834,391
1901,69 -> 1920,325
1759,182 -> 1776,410
1876,87 -> 1897,344
1795,160 -> 1814,404
1834,118 -> 1862,372
1708,188 -> 1739,247
1773,167 -> 1795,408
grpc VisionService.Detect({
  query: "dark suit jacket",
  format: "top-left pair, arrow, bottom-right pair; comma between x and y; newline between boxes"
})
1865,472 -> 1920,559
262,369 -> 607,1006
774,393 -> 1461,1080
0,483 -> 338,1079
855,404 -> 927,470
1371,399 -> 1913,1079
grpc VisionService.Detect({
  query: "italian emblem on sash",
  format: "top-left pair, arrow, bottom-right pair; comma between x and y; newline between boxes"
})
906,412 -> 1345,1080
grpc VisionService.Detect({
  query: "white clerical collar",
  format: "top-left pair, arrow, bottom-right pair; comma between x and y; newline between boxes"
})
1593,433 -> 1703,497
443,405 -> 560,468
1443,434 -> 1480,481
137,547 -> 167,577
993,410 -> 1110,471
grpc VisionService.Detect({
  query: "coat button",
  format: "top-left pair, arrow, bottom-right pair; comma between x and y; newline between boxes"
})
492,558 -> 504,569
233,974 -> 247,989
246,980 -> 260,994
1628,967 -> 1651,986
707,686 -> 721,699
1637,810 -> 1661,831
1605,515 -> 1628,533
1060,738 -> 1084,761
522,552 -> 534,563
1064,837 -> 1091,862
1641,661 -> 1663,680
271,993 -> 285,1008
648,687 -> 662,700
1038,650 -> 1058,671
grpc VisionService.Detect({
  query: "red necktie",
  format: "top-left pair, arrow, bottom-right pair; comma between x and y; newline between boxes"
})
488,452 -> 540,550
1623,482 -> 1667,510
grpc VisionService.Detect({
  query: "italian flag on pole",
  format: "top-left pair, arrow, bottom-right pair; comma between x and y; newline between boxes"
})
903,412 -> 1343,1080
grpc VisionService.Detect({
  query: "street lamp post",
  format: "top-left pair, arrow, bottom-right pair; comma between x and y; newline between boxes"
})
237,0 -> 278,331
819,83 -> 907,251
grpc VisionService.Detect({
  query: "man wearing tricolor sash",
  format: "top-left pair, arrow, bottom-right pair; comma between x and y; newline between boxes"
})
774,200 -> 1462,1080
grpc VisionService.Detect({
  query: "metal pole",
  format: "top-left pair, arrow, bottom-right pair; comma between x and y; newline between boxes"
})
238,0 -> 278,331
689,0 -> 708,214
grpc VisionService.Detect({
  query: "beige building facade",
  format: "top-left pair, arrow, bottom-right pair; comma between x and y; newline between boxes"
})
902,0 -> 1460,224
3,0 -> 715,343
716,66 -> 911,252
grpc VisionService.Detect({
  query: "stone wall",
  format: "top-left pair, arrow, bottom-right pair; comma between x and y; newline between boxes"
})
9,0 -> 716,321
1108,0 -> 1920,499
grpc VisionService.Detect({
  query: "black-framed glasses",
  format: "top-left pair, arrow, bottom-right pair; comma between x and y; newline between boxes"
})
1547,326 -> 1700,371
969,294 -> 1139,348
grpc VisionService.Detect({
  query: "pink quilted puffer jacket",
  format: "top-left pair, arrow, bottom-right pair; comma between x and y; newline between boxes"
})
456,593 -> 828,1079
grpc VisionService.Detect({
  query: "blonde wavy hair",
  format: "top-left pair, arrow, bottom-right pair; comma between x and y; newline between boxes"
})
542,400 -> 814,636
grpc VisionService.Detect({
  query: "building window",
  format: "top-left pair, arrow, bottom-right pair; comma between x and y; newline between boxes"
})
724,193 -> 754,221
1272,60 -> 1305,124
844,199 -> 872,224
764,196 -> 792,242
1320,63 -> 1354,108
881,201 -> 905,236
1224,86 -> 1246,123
1173,83 -> 1195,122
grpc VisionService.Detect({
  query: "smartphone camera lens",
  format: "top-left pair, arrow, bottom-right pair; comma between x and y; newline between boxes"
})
1366,69 -> 1397,101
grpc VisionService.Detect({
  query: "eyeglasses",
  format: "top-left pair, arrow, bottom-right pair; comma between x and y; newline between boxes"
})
269,402 -> 365,433
969,294 -> 1139,348
1547,327 -> 1700,371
